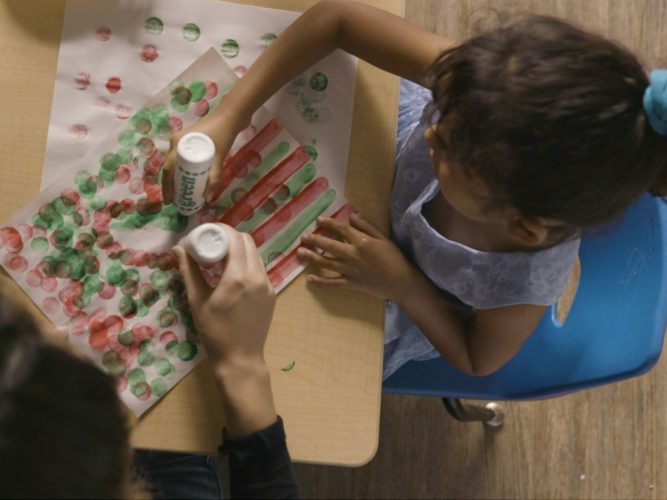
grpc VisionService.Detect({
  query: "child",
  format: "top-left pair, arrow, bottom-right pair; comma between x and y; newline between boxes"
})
162,1 -> 667,378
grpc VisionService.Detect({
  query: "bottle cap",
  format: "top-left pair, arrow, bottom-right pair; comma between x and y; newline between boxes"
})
176,132 -> 215,170
183,223 -> 229,265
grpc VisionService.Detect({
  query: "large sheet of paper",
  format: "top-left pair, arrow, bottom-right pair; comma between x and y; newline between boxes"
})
43,0 -> 357,190
0,48 -> 352,415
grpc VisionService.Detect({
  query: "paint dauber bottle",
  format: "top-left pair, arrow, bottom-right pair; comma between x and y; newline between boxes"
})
182,223 -> 229,265
174,132 -> 215,216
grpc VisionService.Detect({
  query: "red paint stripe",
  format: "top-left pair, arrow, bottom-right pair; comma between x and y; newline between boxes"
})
219,147 -> 310,227
251,178 -> 330,246
211,119 -> 283,202
267,203 -> 356,289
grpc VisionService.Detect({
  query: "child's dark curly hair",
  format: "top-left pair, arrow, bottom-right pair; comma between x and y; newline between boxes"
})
426,15 -> 667,234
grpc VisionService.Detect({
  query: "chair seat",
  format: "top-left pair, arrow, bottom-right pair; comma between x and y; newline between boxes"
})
383,195 -> 667,400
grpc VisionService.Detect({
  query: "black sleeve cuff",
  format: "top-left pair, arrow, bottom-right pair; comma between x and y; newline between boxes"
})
218,416 -> 286,466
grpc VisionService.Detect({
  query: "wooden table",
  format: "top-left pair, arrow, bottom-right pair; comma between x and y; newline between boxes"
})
0,0 -> 402,466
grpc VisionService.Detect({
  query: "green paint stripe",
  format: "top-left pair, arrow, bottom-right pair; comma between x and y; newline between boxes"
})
216,141 -> 291,210
236,164 -> 317,233
260,189 -> 336,265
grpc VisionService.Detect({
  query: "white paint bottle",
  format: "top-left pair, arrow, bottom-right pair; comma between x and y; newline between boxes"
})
174,132 -> 215,216
182,223 -> 229,265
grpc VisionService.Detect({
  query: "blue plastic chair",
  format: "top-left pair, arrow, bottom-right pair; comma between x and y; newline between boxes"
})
383,195 -> 667,426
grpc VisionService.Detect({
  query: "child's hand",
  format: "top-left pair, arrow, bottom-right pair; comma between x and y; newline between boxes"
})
297,213 -> 418,303
172,225 -> 275,369
161,107 -> 248,205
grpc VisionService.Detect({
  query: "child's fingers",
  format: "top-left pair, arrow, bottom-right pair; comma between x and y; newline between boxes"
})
297,247 -> 347,274
316,217 -> 361,243
172,246 -> 210,304
305,273 -> 351,288
301,233 -> 349,258
349,213 -> 387,240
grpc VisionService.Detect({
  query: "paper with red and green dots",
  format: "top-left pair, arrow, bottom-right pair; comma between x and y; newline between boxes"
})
0,48 -> 352,416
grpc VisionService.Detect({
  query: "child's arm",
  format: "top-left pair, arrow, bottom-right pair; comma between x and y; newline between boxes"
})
299,214 -> 547,376
162,0 -> 454,203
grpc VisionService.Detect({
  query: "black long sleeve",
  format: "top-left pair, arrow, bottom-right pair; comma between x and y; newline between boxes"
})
218,416 -> 299,499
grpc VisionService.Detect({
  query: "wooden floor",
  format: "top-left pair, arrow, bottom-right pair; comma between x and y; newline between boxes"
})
293,1 -> 667,498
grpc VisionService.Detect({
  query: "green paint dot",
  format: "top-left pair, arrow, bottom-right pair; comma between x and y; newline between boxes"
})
119,296 -> 138,318
131,381 -> 150,398
260,33 -> 277,47
89,197 -> 107,211
137,304 -> 151,317
221,39 -> 239,58
127,368 -> 146,387
144,17 -> 164,35
140,285 -> 160,307
118,329 -> 134,346
188,81 -> 206,101
171,85 -> 192,105
138,349 -> 156,367
303,145 -> 318,161
150,378 -> 168,398
121,279 -> 138,296
118,129 -> 137,146
182,23 -> 200,41
30,237 -> 49,254
166,340 -> 179,356
106,262 -> 127,285
155,358 -> 174,376
52,226 -> 74,249
102,351 -> 127,376
309,72 -> 328,91
176,341 -> 198,361
150,269 -> 169,289
158,309 -> 178,327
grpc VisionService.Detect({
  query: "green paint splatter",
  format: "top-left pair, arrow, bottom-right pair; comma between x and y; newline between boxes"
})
176,340 -> 197,361
309,72 -> 328,91
150,269 -> 169,290
118,329 -> 134,346
155,358 -> 174,376
139,285 -> 160,307
119,297 -> 137,318
221,39 -> 239,58
144,17 -> 164,35
303,145 -> 318,161
182,23 -> 201,41
260,33 -> 277,47
260,189 -> 336,265
106,261 -> 127,285
281,361 -> 296,372
150,377 -> 168,398
138,340 -> 156,367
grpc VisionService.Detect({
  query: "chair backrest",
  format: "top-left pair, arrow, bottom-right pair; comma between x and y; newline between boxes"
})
383,195 -> 667,400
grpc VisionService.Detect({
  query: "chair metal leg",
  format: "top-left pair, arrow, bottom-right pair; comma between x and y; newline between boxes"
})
441,398 -> 504,427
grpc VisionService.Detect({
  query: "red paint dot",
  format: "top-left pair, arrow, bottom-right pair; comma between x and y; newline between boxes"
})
98,283 -> 116,300
106,76 -> 122,94
140,44 -> 159,62
42,297 -> 60,315
96,26 -> 112,41
159,331 -> 178,345
204,81 -> 218,99
3,253 -> 28,272
17,224 -> 33,241
168,116 -> 183,133
233,65 -> 247,77
115,166 -> 131,183
70,312 -> 88,335
193,99 -> 209,117
115,104 -> 132,120
69,124 -> 89,140
0,227 -> 23,253
26,270 -> 44,287
117,377 -> 128,392
75,72 -> 91,90
129,177 -> 144,194
41,277 -> 57,292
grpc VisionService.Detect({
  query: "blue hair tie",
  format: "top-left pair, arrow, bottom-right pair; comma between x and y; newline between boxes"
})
643,69 -> 667,136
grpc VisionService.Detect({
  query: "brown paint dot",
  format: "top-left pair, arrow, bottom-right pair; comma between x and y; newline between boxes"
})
75,72 -> 91,90
106,76 -> 122,94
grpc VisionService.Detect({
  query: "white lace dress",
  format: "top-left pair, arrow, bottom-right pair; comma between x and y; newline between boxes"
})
383,80 -> 580,379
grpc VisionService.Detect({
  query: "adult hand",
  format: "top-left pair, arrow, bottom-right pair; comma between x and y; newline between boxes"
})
173,225 -> 277,437
297,213 -> 420,304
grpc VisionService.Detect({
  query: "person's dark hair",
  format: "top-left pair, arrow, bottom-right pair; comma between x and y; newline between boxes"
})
0,282 -> 134,498
426,15 -> 667,234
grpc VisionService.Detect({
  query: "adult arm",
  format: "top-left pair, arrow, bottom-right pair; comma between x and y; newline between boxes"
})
174,227 -> 298,498
162,0 -> 454,203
